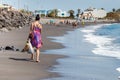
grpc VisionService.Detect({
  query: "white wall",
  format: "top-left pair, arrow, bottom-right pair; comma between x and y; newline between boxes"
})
92,9 -> 107,18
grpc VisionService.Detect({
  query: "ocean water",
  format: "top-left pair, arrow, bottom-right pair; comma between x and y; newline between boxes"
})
81,23 -> 120,77
44,23 -> 120,80
82,23 -> 120,58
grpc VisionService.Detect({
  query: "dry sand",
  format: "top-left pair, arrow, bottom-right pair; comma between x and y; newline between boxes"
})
0,24 -> 74,80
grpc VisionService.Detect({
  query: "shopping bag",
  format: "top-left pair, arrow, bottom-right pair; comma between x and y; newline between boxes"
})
28,39 -> 34,54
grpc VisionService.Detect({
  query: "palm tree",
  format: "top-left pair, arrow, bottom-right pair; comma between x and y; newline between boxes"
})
47,10 -> 55,17
78,9 -> 81,14
101,8 -> 105,10
47,9 -> 59,18
68,10 -> 74,18
76,9 -> 81,17
112,8 -> 116,12
53,9 -> 59,18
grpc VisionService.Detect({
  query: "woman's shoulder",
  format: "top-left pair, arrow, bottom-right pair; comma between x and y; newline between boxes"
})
37,22 -> 42,28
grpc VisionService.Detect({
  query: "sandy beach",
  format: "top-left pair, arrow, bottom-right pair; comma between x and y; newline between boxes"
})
0,23 -> 75,80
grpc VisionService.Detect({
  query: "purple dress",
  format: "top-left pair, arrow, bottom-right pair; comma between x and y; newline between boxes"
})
31,26 -> 42,48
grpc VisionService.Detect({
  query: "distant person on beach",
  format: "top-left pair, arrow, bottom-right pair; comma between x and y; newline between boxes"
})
50,19 -> 54,24
29,14 -> 43,62
72,21 -> 78,28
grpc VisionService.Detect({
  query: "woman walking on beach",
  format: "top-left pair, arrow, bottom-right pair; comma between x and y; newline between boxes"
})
29,14 -> 43,62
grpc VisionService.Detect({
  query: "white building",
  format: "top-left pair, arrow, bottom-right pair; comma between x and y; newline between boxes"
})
92,9 -> 107,18
57,9 -> 69,17
81,7 -> 107,20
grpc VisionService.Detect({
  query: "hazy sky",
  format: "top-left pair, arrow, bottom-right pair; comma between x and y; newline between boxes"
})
1,0 -> 120,12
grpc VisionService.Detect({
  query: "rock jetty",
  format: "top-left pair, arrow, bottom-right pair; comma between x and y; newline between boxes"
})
0,9 -> 33,32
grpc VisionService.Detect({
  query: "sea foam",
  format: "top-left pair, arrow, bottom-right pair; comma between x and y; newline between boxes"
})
81,24 -> 120,58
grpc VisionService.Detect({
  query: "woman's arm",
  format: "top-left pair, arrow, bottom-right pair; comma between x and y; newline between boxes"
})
27,23 -> 33,40
30,23 -> 33,33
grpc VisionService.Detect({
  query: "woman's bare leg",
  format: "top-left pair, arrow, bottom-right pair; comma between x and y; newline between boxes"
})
36,48 -> 40,62
31,54 -> 34,60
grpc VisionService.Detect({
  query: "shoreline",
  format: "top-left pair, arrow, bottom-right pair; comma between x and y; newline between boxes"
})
43,23 -> 120,80
0,21 -> 119,80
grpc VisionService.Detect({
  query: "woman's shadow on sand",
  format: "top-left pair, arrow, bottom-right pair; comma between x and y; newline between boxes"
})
9,57 -> 33,62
